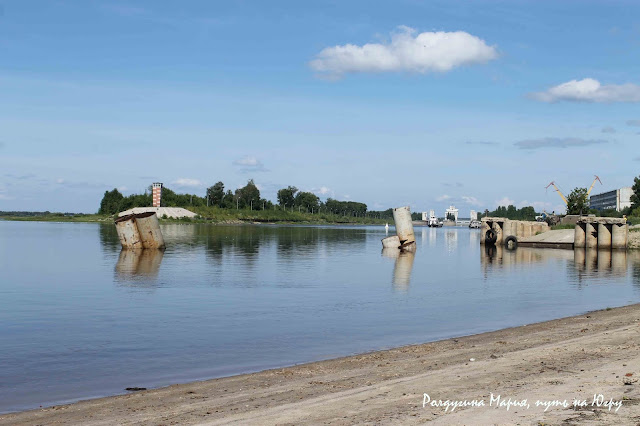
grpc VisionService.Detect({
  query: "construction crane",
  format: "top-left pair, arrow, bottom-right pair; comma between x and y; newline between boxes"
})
545,181 -> 568,206
587,175 -> 602,196
545,176 -> 603,206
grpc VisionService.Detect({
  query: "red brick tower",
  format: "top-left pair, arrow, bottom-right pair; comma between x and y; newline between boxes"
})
152,182 -> 163,207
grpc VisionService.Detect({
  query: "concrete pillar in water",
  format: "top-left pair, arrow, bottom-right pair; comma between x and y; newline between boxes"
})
585,222 -> 598,249
492,221 -> 504,245
135,212 -> 166,249
381,235 -> 401,249
115,215 -> 144,249
597,223 -> 612,249
115,212 -> 166,249
480,220 -> 491,245
392,206 -> 415,246
611,223 -> 628,249
574,223 -> 586,248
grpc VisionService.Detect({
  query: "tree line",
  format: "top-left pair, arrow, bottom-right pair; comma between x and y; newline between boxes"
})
98,180 -> 374,216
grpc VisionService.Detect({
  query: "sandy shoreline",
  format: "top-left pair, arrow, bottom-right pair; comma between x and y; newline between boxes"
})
2,304 -> 640,425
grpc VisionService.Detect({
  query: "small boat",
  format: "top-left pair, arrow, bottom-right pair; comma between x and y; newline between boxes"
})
469,220 -> 481,229
385,223 -> 389,232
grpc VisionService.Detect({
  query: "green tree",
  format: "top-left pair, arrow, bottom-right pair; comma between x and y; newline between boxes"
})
277,186 -> 298,207
98,188 -> 124,215
235,179 -> 261,209
566,187 -> 589,215
294,191 -> 320,211
446,212 -> 456,221
631,175 -> 640,212
221,190 -> 233,208
206,181 -> 225,206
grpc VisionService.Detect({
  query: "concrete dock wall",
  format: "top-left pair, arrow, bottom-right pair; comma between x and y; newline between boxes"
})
574,217 -> 627,250
480,217 -> 549,246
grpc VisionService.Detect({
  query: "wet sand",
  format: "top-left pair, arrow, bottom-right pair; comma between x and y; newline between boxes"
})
2,304 -> 640,425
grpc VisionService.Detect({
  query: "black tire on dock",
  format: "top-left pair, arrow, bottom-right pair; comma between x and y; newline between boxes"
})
505,235 -> 518,250
485,229 -> 497,245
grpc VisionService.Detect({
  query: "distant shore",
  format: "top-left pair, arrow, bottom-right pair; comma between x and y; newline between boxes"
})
2,304 -> 639,425
0,211 -> 388,226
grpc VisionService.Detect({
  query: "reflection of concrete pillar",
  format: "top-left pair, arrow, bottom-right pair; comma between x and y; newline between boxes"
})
574,248 -> 585,272
393,206 -> 415,245
597,223 -> 612,249
611,250 -> 627,275
392,248 -> 415,291
493,221 -> 503,245
585,249 -> 598,272
116,249 -> 164,278
597,249 -> 611,271
611,223 -> 628,249
585,222 -> 598,248
574,223 -> 586,248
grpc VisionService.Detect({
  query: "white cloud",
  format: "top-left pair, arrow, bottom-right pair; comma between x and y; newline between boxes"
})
627,120 -> 640,126
310,26 -> 498,77
601,126 -> 616,133
461,195 -> 482,206
311,186 -> 333,197
232,156 -> 269,173
172,178 -> 203,187
55,178 -> 65,184
495,196 -> 514,207
436,194 -> 452,202
531,78 -> 640,103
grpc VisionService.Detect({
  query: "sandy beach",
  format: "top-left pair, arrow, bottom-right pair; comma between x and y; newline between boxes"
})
1,304 -> 639,425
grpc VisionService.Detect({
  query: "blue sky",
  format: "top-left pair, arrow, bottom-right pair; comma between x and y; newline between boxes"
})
0,0 -> 639,214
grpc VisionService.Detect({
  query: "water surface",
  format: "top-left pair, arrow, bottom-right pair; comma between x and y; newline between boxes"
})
1,221 -> 639,413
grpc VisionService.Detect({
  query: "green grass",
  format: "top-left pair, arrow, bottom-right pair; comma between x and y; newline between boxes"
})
627,216 -> 640,226
0,213 -> 112,223
0,208 -> 389,225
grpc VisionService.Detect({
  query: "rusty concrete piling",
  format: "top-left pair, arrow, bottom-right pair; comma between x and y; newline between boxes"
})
115,212 -> 166,249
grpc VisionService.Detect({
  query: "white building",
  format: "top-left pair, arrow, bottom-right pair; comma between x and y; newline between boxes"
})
445,205 -> 459,222
590,187 -> 633,212
470,210 -> 477,221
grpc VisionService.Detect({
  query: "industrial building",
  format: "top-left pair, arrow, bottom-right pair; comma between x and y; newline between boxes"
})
589,187 -> 633,212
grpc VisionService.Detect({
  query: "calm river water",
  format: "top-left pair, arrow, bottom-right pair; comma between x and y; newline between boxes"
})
1,221 -> 639,413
